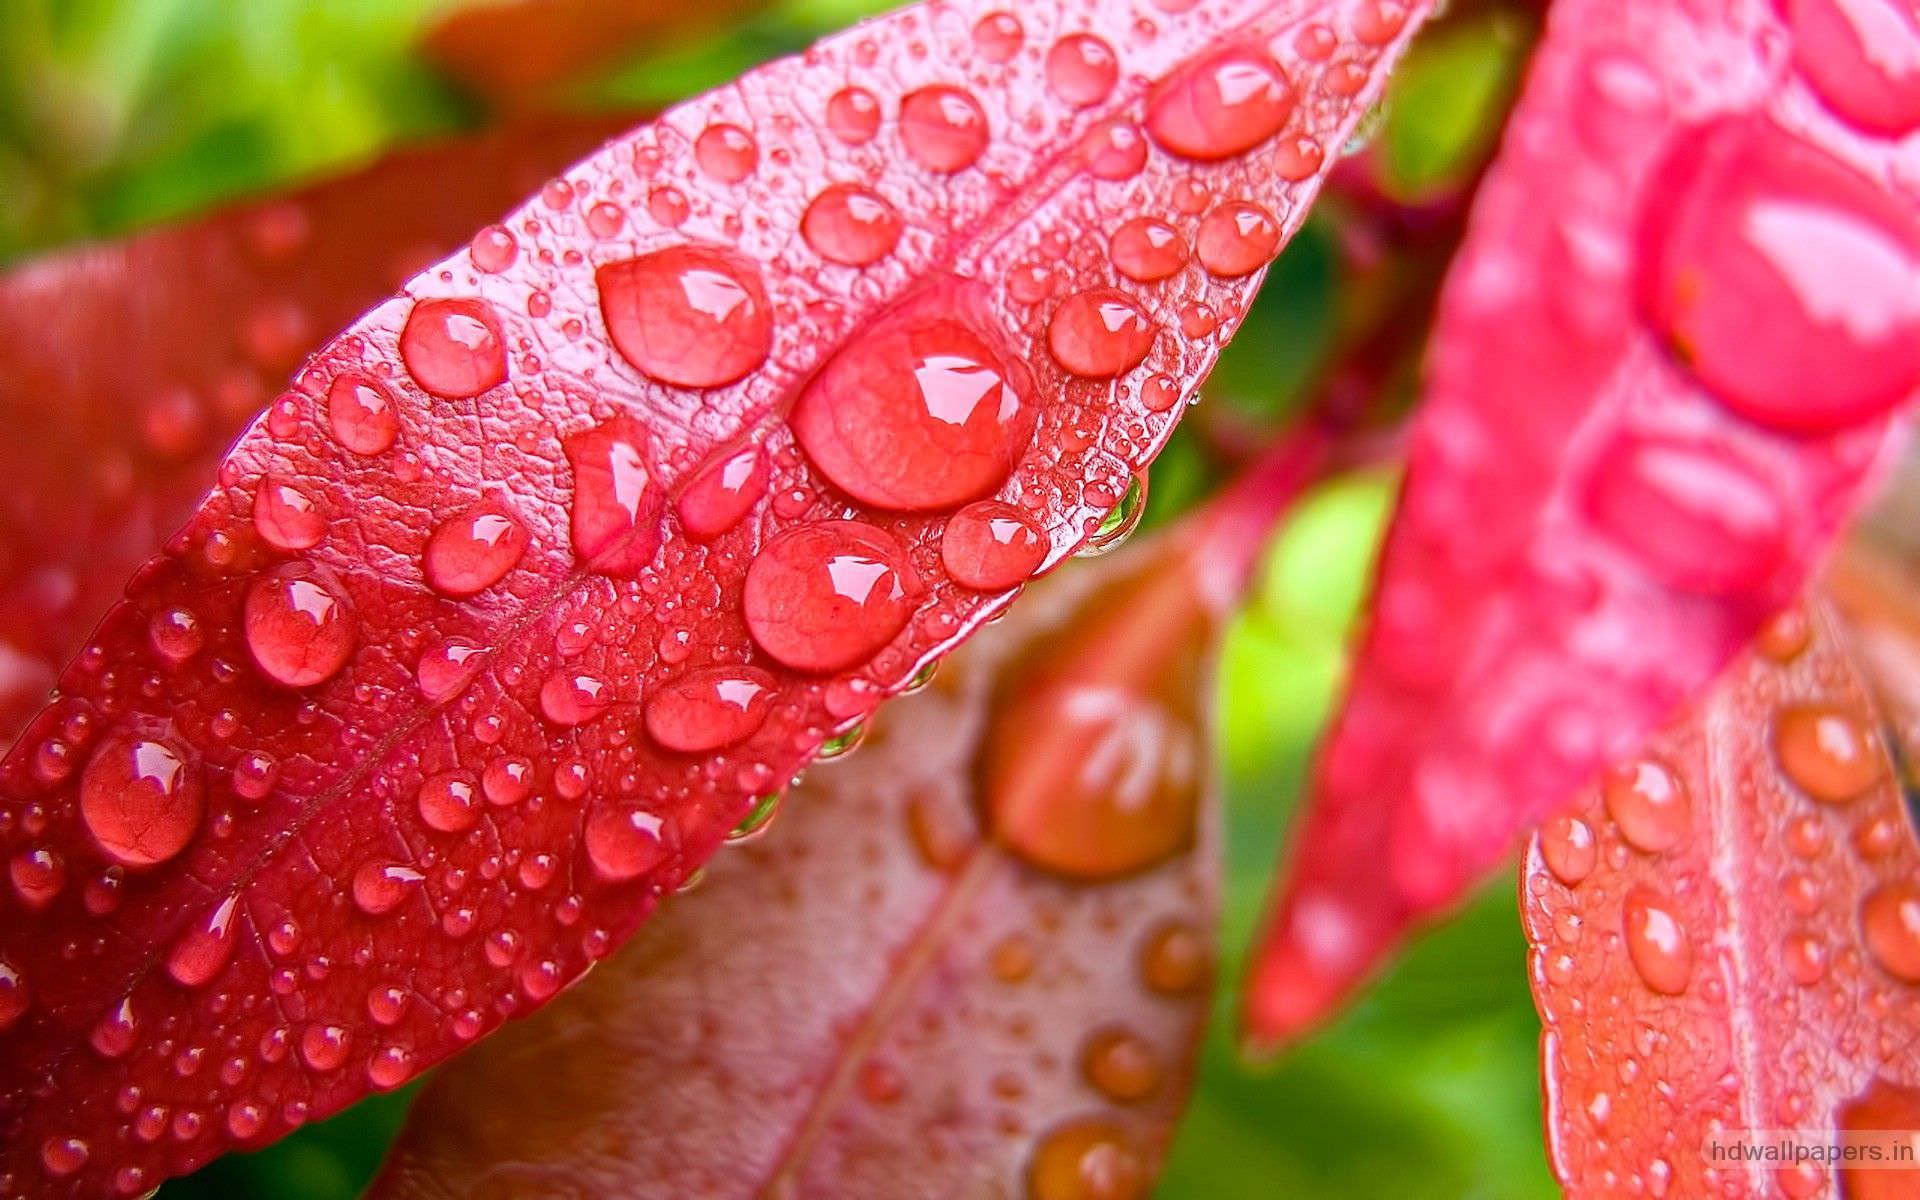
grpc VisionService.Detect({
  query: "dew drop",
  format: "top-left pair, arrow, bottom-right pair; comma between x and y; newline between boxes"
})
540,670 -> 613,727
942,501 -> 1047,591
10,848 -> 63,908
729,791 -> 783,841
399,297 -> 507,399
90,997 -> 138,1058
368,1045 -> 414,1091
1140,921 -> 1207,995
40,1137 -> 88,1178
1622,886 -> 1693,995
352,862 -> 423,916
424,501 -> 529,598
417,770 -> 480,834
148,607 -> 204,665
1539,814 -> 1598,885
1048,290 -> 1155,378
252,475 -> 325,552
1083,474 -> 1147,555
643,666 -> 775,753
80,731 -> 203,868
802,184 -> 903,266
676,444 -> 767,540
1081,1027 -> 1161,1103
1863,882 -> 1920,982
1603,759 -> 1690,854
416,638 -> 483,703
483,757 -> 533,806
743,521 -> 917,673
1783,930 -> 1828,986
469,225 -> 517,273
565,417 -> 664,575
694,123 -> 757,182
826,86 -> 881,144
1786,0 -> 1920,138
326,373 -> 399,456
972,12 -> 1023,62
243,568 -> 355,688
0,960 -> 28,1031
1080,121 -> 1149,181
584,806 -> 664,881
1028,1117 -> 1146,1200
794,290 -> 1037,510
1047,34 -> 1119,106
1195,201 -> 1280,277
167,894 -> 240,988
299,1024 -> 350,1071
1585,433 -> 1787,597
899,86 -> 990,173
597,245 -> 773,388
1774,704 -> 1885,804
1109,218 -> 1188,282
1146,47 -> 1296,160
586,202 -> 625,238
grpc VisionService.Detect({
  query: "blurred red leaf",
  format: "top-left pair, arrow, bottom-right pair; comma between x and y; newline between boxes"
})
0,2 -> 1428,1192
0,116 -> 631,751
1521,561 -> 1920,1199
372,435 -> 1326,1200
1247,0 -> 1920,1044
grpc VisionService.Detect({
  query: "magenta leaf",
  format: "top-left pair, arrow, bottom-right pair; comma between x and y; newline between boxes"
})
0,1 -> 1429,1191
1246,0 -> 1920,1045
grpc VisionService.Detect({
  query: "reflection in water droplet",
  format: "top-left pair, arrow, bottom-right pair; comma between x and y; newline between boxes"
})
252,475 -> 325,552
942,501 -> 1047,591
826,86 -> 882,144
1146,47 -> 1296,160
973,12 -> 1024,63
802,184 -> 904,267
424,501 -> 529,598
676,444 -> 767,541
1048,291 -> 1155,379
1774,704 -> 1885,804
1603,759 -> 1690,854
644,666 -> 775,753
1047,34 -> 1119,106
597,245 -> 773,388
744,521 -> 918,674
244,568 -> 355,688
694,124 -> 758,182
1863,882 -> 1920,982
584,806 -> 665,881
1081,1027 -> 1161,1102
327,374 -> 399,456
1081,475 -> 1147,556
1109,218 -> 1188,282
399,297 -> 507,399
1786,0 -> 1920,138
167,894 -> 240,988
1195,201 -> 1280,278
81,732 -> 203,868
565,417 -> 665,575
1539,815 -> 1598,885
417,771 -> 480,834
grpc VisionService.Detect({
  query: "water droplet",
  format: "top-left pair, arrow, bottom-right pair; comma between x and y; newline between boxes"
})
469,225 -> 517,273
40,1137 -> 88,1178
1047,34 -> 1119,106
1195,201 -> 1279,277
424,501 -> 529,598
794,288 -> 1037,510
1863,882 -> 1920,981
1603,759 -> 1690,854
1080,120 -> 1149,180
0,960 -> 29,1031
1146,47 -> 1296,160
858,1059 -> 904,1104
1622,886 -> 1692,994
89,997 -> 138,1058
1774,704 -> 1885,803
743,521 -> 917,673
352,862 -> 422,916
1585,433 -> 1787,596
417,770 -> 480,833
565,417 -> 664,575
167,894 -> 239,987
1783,930 -> 1828,986
597,245 -> 772,388
1048,290 -> 1155,378
1759,606 -> 1812,662
676,444 -> 767,540
728,791 -> 783,841
148,607 -> 204,665
826,86 -> 881,144
942,501 -> 1047,591
252,475 -> 325,552
482,757 -> 532,807
368,1045 -> 414,1090
586,202 -> 625,238
1354,0 -> 1410,43
899,86 -> 990,172
1786,0 -> 1920,137
644,666 -> 775,753
399,297 -> 506,399
327,373 -> 399,456
648,186 -> 689,227
802,184 -> 903,266
1109,218 -> 1188,282
1540,815 -> 1598,885
584,805 -> 664,880
80,731 -> 203,868
972,12 -> 1023,62
10,849 -> 63,908
694,123 -> 757,182
244,567 -> 355,688
299,1024 -> 350,1071
417,638 -> 482,703
540,670 -> 613,727
1082,474 -> 1147,555
1028,1117 -> 1146,1200
1640,115 -> 1920,433
1082,1027 -> 1161,1102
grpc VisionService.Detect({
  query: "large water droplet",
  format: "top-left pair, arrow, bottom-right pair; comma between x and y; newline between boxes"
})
899,86 -> 990,172
643,666 -> 775,753
252,475 -> 325,552
167,894 -> 240,987
1622,886 -> 1693,994
1109,218 -> 1188,282
794,285 -> 1037,510
80,731 -> 203,868
1863,882 -> 1920,982
565,417 -> 664,575
1146,47 -> 1296,160
417,770 -> 479,833
1786,0 -> 1920,137
326,373 -> 399,456
802,184 -> 903,266
596,245 -> 773,388
540,670 -> 613,726
1028,1117 -> 1146,1200
743,520 -> 917,673
1639,116 -> 1920,432
942,501 -> 1047,591
399,297 -> 507,399
676,444 -> 766,540
1603,759 -> 1690,854
1080,1027 -> 1161,1102
1195,201 -> 1280,278
424,501 -> 529,598
584,805 -> 664,880
1585,433 -> 1787,596
40,1137 -> 88,1179
1539,815 -> 1598,885
352,862 -> 422,916
1048,290 -> 1155,378
244,567 -> 355,688
1047,34 -> 1119,106
1774,704 -> 1885,803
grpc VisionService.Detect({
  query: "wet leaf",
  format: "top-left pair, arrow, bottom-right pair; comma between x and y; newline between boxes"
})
0,1 -> 1427,1190
1247,0 -> 1920,1044
371,435 -> 1326,1200
1521,572 -> 1920,1198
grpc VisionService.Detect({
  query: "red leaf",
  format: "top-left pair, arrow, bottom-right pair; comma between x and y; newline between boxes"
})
0,3 -> 1426,1191
372,436 -> 1324,1199
0,116 -> 631,751
1246,0 -> 1920,1044
1521,568 -> 1920,1198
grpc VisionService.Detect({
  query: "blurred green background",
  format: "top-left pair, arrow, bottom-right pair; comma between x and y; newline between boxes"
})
0,1 -> 1553,1195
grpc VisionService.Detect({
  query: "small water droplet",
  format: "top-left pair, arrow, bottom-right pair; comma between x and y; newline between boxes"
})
1774,704 -> 1885,803
694,123 -> 758,182
148,607 -> 205,665
40,1137 -> 88,1178
676,444 -> 767,540
584,805 -> 664,880
565,417 -> 664,574
826,86 -> 882,144
244,568 -> 355,688
1783,930 -> 1828,986
644,666 -> 776,753
416,638 -> 482,703
81,731 -> 203,868
728,791 -> 784,841
326,373 -> 399,456
1585,433 -> 1788,596
469,225 -> 517,273
352,861 -> 423,916
167,894 -> 240,987
1082,474 -> 1147,555
367,1044 -> 414,1090
540,670 -> 613,727
399,297 -> 506,399
252,475 -> 325,552
417,770 -> 480,833
0,960 -> 29,1031
1147,47 -> 1296,160
899,86 -> 990,172
483,757 -> 533,806
1863,882 -> 1920,982
1081,1027 -> 1161,1102
802,184 -> 903,266
299,1024 -> 350,1071
1046,34 -> 1119,106
972,12 -> 1023,62
1539,815 -> 1598,885
1048,290 -> 1155,378
743,521 -> 917,673
1622,886 -> 1693,994
1195,201 -> 1279,278
597,245 -> 772,388
1109,218 -> 1188,282
424,501 -> 529,598
942,501 -> 1047,591
1603,759 -> 1690,854
1785,0 -> 1920,137
1027,1117 -> 1146,1200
